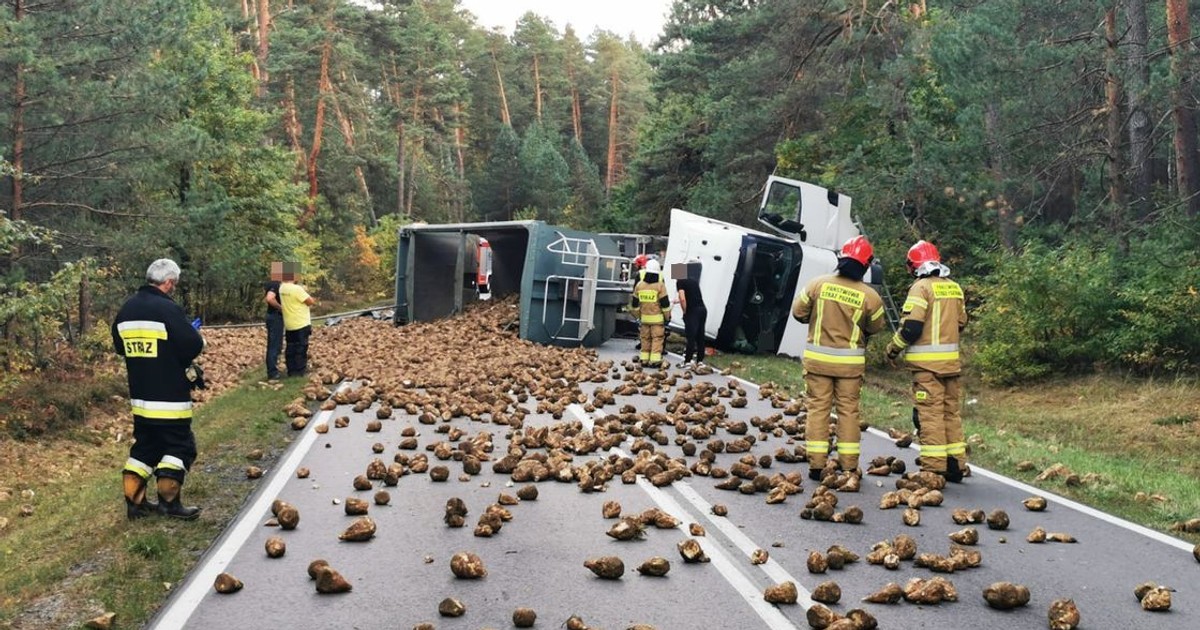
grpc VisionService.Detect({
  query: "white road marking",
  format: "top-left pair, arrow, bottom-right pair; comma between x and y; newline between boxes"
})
150,383 -> 350,630
672,483 -> 815,607
572,403 -> 804,628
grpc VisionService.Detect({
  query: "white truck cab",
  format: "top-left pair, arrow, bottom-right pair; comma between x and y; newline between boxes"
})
663,176 -> 893,357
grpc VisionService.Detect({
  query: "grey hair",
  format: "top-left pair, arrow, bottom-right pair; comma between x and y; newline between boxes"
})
146,258 -> 181,285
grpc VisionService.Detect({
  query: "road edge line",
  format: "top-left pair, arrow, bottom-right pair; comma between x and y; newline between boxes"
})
149,382 -> 350,630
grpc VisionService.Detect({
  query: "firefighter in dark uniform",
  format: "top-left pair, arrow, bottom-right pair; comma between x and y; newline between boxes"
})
631,259 -> 671,367
112,259 -> 206,519
886,240 -> 969,482
792,236 -> 887,482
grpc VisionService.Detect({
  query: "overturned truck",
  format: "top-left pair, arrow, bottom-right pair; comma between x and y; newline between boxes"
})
393,220 -> 628,348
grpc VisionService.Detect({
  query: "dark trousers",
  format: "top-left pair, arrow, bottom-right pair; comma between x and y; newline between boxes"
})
129,418 -> 197,484
285,325 -> 312,376
265,312 -> 283,379
683,307 -> 707,363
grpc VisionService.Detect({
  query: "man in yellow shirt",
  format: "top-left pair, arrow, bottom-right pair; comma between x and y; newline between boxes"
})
280,263 -> 317,377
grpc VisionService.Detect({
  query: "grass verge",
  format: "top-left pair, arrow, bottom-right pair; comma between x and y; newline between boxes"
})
0,375 -> 304,629
703,351 -> 1200,544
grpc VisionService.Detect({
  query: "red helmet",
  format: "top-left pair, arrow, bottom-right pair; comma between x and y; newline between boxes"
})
839,235 -> 874,266
633,254 -> 648,269
906,240 -> 941,273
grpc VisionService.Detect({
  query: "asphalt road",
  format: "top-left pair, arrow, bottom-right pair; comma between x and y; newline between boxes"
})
149,338 -> 1197,630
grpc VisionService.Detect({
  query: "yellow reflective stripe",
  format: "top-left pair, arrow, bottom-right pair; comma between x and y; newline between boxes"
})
641,314 -> 664,324
812,300 -> 825,346
119,329 -> 168,340
932,301 -> 942,344
905,351 -> 960,362
806,441 -> 830,454
799,292 -> 811,304
117,320 -> 168,337
849,309 -> 863,348
902,296 -> 928,312
131,399 -> 193,420
890,332 -> 909,349
648,353 -> 662,362
640,352 -> 651,361
156,455 -> 187,472
870,307 -> 885,322
803,349 -> 866,365
920,445 -> 948,456
947,442 -> 967,456
124,458 -> 153,478
838,442 -> 861,455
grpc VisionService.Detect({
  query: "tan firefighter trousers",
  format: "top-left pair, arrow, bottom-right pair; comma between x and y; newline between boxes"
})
804,373 -> 863,471
639,323 -> 665,364
913,370 -> 966,473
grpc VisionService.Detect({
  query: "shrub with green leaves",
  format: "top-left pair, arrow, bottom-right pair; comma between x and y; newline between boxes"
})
972,243 -> 1122,384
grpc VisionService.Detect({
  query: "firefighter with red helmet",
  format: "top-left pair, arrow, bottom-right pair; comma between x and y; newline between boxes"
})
792,236 -> 887,483
886,240 -> 969,482
630,259 -> 671,367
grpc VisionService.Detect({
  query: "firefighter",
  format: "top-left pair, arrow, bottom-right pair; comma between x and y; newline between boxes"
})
112,259 -> 206,520
792,236 -> 887,482
630,258 -> 671,367
886,240 -> 969,482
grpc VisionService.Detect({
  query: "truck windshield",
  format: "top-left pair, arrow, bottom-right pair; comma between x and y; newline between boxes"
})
759,181 -> 805,238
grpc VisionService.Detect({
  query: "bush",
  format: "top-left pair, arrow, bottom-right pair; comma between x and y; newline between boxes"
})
973,226 -> 1200,384
972,243 -> 1122,384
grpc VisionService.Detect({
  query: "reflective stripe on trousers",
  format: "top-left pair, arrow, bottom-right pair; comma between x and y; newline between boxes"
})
803,344 -> 865,365
131,399 -> 193,420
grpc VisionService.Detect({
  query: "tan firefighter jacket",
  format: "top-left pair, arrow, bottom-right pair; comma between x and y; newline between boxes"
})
792,274 -> 887,377
891,276 -> 968,375
631,277 -> 670,325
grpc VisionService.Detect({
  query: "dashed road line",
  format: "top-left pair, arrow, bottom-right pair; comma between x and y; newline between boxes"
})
572,403 -> 805,628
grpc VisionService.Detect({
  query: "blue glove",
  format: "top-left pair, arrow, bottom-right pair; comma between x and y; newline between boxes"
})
191,317 -> 202,331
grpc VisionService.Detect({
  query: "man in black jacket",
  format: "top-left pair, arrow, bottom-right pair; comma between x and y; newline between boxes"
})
112,259 -> 206,520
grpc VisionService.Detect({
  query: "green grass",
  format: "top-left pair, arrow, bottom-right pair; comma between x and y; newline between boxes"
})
706,351 -> 1200,543
0,375 -> 304,629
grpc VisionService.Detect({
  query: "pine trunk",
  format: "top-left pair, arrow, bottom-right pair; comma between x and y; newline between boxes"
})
492,47 -> 511,126
331,84 -> 373,224
283,76 -> 306,173
985,103 -> 1018,251
1126,0 -> 1152,219
605,68 -> 620,195
302,38 -> 332,227
256,0 -> 270,97
1166,0 -> 1200,216
568,64 -> 583,141
11,0 -> 25,222
1105,7 -> 1125,214
533,54 -> 543,121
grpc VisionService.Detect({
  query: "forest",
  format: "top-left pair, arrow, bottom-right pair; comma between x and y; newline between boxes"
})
2,0 -> 1199,385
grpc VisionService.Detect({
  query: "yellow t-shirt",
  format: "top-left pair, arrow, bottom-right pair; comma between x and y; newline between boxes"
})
280,282 -> 312,331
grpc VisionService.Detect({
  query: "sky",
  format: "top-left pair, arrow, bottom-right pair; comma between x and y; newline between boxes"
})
457,0 -> 673,45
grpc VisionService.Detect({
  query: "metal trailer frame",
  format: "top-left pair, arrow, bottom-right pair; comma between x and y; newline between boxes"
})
393,220 -> 629,348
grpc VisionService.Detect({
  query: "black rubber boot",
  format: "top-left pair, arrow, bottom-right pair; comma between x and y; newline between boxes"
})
943,457 -> 964,484
156,478 -> 202,520
808,468 -> 824,482
123,472 -> 158,520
